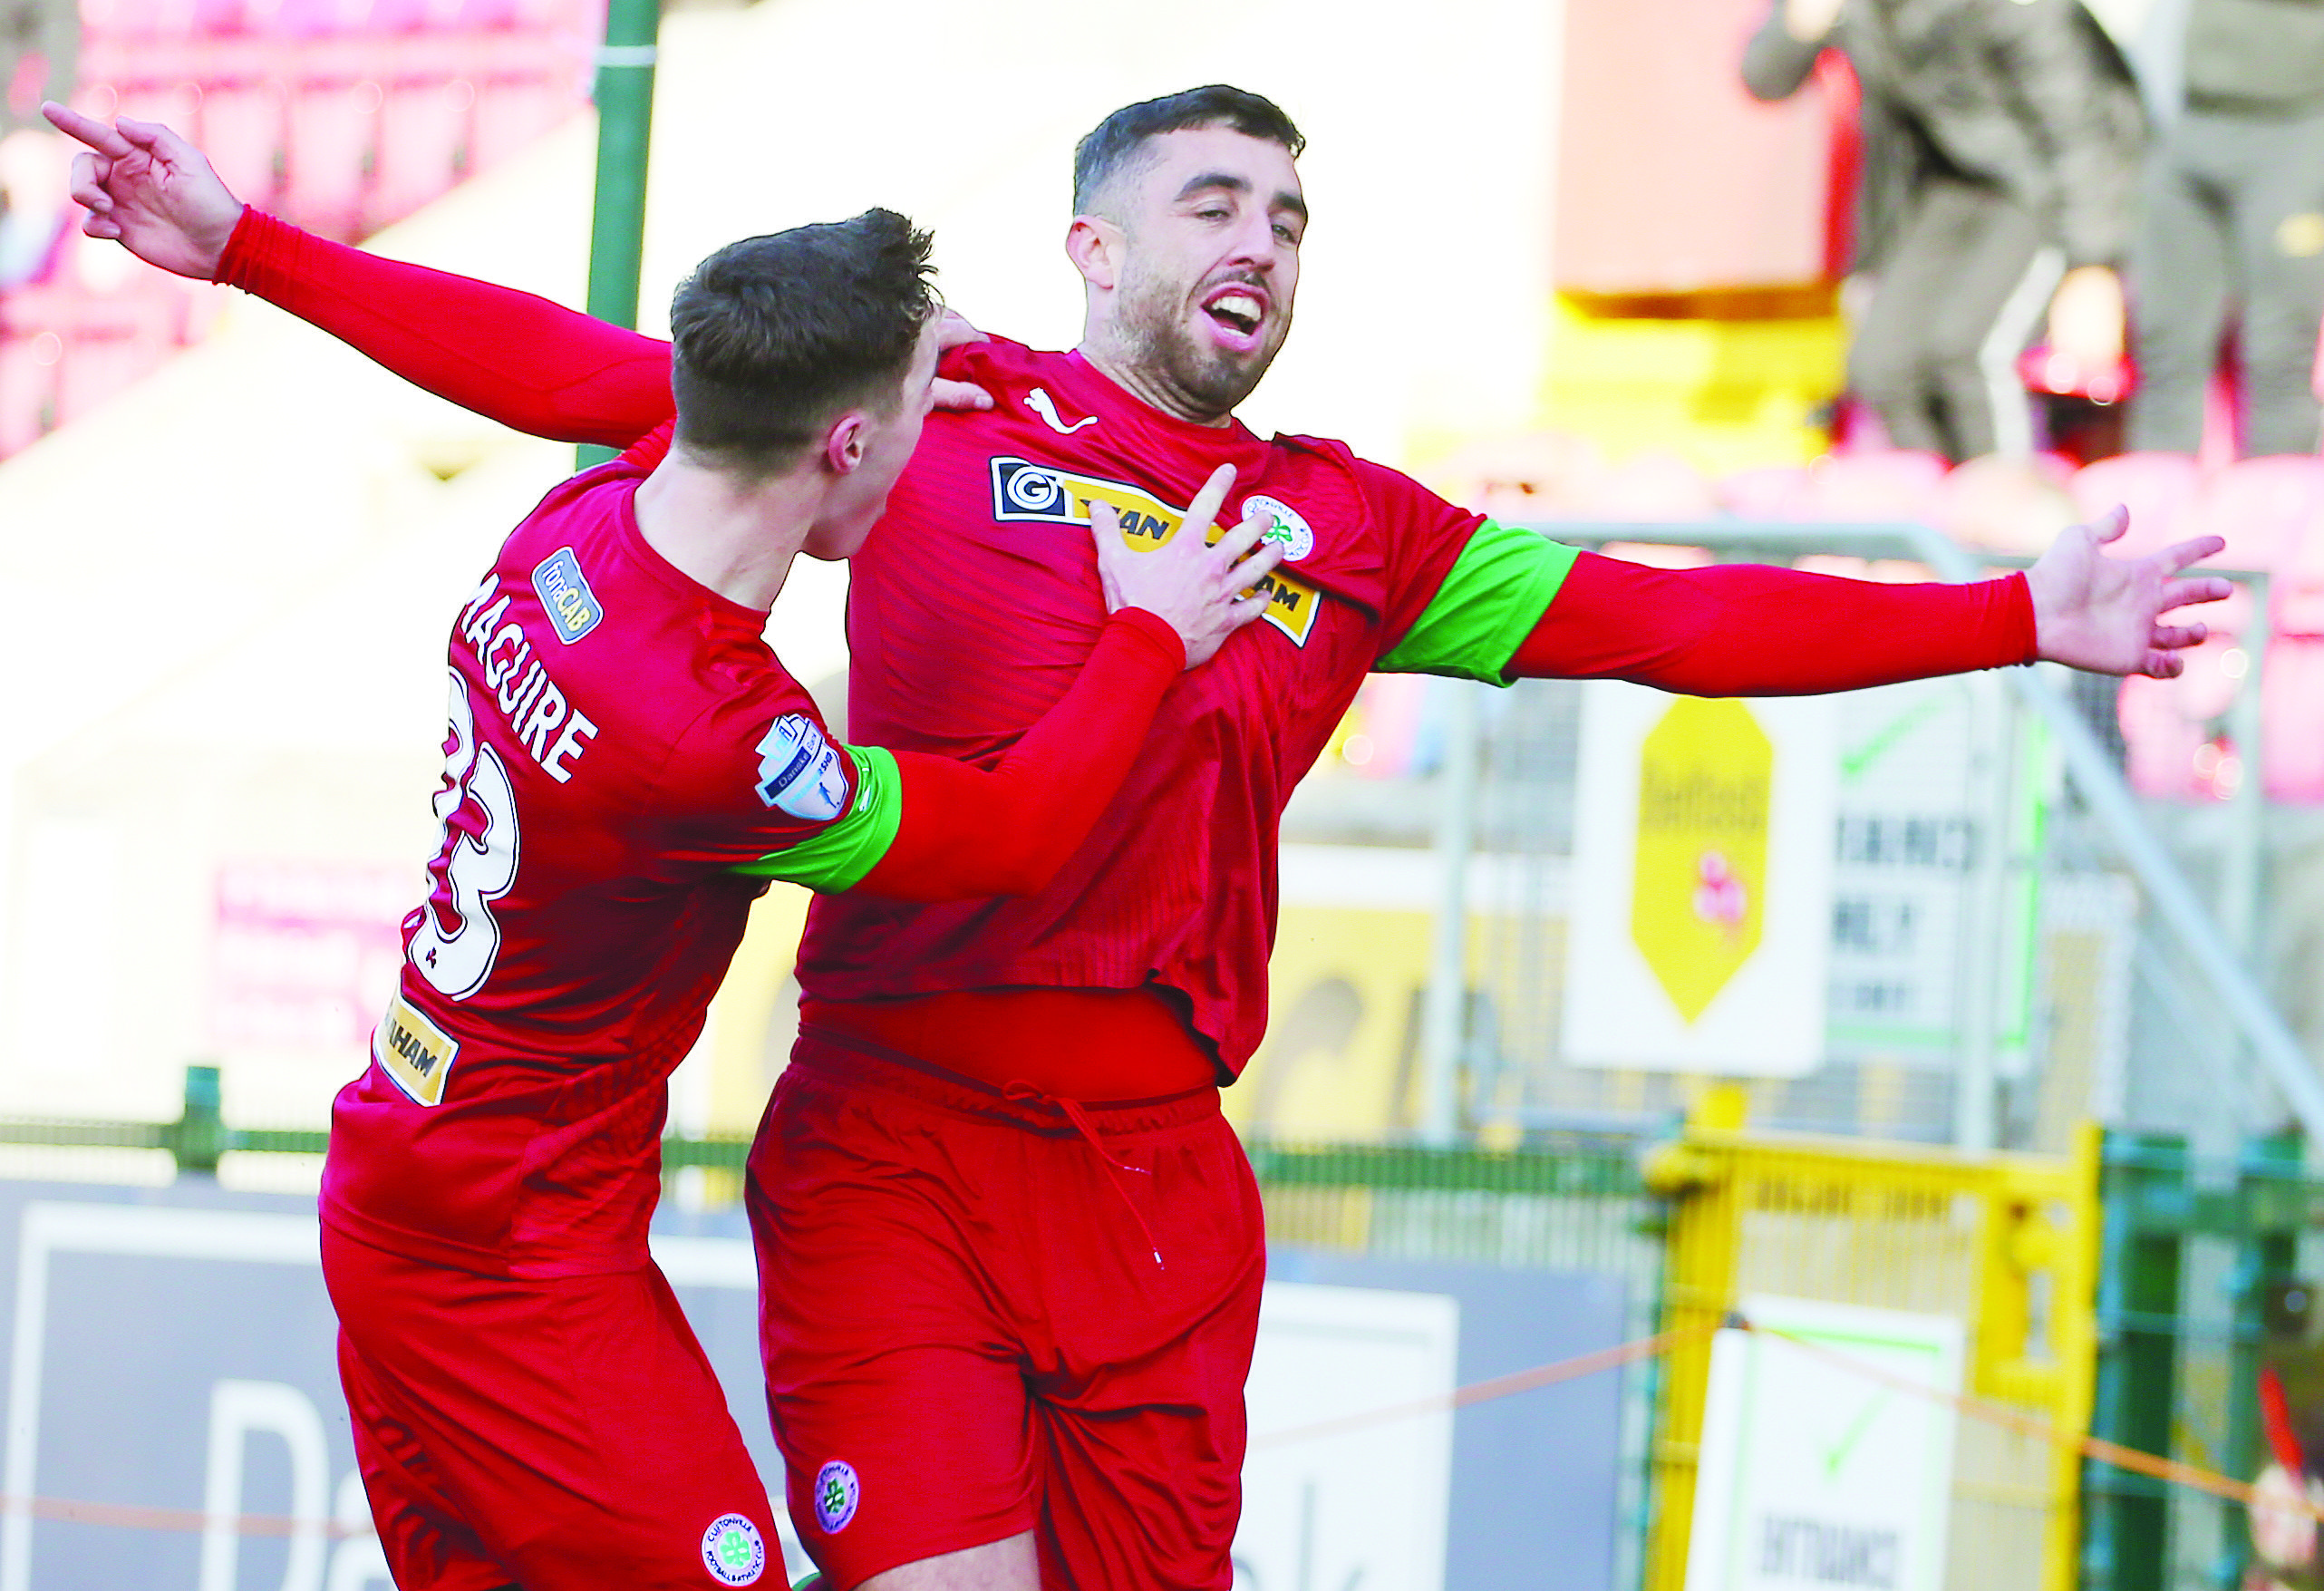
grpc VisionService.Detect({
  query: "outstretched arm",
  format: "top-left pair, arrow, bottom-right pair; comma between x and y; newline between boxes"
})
48,102 -> 675,443
1510,506 -> 2228,692
218,208 -> 676,446
44,104 -> 995,441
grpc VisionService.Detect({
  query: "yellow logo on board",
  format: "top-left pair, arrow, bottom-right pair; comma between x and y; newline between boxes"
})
989,456 -> 1322,646
1630,698 -> 1772,1023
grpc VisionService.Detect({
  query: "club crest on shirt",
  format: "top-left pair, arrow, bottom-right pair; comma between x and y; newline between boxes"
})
530,548 -> 605,645
754,714 -> 849,822
987,457 -> 1322,646
1242,494 -> 1314,562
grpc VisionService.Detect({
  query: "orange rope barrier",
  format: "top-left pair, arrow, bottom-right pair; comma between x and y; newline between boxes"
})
1246,1319 -> 1720,1451
1248,1308 -> 2324,1525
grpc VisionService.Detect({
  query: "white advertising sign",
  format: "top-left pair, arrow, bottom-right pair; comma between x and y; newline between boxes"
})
1235,1283 -> 1458,1591
1563,683 -> 1837,1074
1825,679 -> 1981,1061
1686,1297 -> 1964,1591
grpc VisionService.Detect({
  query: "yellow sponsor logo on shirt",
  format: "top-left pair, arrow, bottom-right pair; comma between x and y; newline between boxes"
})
374,992 -> 460,1108
990,456 -> 1322,646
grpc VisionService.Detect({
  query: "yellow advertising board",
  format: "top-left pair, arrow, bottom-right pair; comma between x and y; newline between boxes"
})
1564,683 -> 1836,1074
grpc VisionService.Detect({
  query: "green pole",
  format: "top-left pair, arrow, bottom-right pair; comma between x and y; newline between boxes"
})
2086,1130 -> 2186,1591
578,0 -> 662,471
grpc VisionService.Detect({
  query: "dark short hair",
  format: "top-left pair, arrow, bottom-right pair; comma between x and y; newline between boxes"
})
1071,85 -> 1305,215
667,209 -> 935,478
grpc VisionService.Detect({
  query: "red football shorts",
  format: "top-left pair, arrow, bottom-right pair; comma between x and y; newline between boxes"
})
747,1028 -> 1265,1591
320,1225 -> 781,1590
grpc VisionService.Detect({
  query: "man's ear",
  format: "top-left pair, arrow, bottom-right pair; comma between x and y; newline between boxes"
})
1065,216 -> 1122,292
823,412 -> 868,476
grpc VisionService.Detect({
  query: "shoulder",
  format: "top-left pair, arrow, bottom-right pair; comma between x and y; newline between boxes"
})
939,334 -> 1060,387
668,669 -> 857,826
1274,434 -> 1464,519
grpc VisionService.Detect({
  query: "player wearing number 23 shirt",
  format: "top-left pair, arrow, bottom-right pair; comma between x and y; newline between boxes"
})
286,211 -> 1281,1591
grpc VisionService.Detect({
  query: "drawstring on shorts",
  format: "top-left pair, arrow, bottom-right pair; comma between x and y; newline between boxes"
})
1004,1080 -> 1167,1270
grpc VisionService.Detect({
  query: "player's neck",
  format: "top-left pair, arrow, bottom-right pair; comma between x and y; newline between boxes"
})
631,455 -> 813,612
1075,326 -> 1237,430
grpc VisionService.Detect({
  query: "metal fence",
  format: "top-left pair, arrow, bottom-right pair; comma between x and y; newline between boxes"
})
1643,1091 -> 2102,1591
1250,1133 -> 1669,1591
2088,1130 -> 2319,1591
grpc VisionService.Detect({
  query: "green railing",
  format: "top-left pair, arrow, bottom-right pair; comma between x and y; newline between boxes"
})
2087,1129 -> 2310,1591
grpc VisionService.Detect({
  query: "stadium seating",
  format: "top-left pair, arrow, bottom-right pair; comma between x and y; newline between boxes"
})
0,0 -> 596,461
1441,434 -> 2324,806
2068,451 -> 2202,559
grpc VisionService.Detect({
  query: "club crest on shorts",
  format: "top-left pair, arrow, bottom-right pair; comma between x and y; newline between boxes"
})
813,1460 -> 860,1534
698,1513 -> 767,1585
754,714 -> 849,821
1242,494 -> 1314,562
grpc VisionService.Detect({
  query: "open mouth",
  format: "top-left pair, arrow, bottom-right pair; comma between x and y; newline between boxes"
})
1201,286 -> 1266,348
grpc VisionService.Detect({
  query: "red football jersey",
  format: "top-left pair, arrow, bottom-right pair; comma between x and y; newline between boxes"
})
798,340 -> 1482,1074
325,460 -> 879,1276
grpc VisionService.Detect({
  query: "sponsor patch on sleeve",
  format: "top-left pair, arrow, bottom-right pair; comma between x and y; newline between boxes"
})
754,714 -> 850,822
530,548 -> 605,644
374,992 -> 460,1107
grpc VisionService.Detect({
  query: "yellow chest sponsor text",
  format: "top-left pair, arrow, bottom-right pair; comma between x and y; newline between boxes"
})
989,456 -> 1322,646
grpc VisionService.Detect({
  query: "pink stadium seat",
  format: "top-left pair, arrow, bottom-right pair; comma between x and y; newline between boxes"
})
470,70 -> 574,169
191,0 -> 251,34
1799,450 -> 1948,521
284,78 -> 381,240
2264,638 -> 2324,801
2277,490 -> 2324,639
2119,626 -> 2261,800
1718,465 -> 1812,520
273,0 -> 353,38
198,81 -> 287,213
0,333 -> 60,456
2120,674 -> 2208,798
2070,452 -> 2201,560
1575,451 -> 1718,520
111,79 -> 205,131
456,0 -> 521,28
369,74 -> 471,231
2196,454 -> 2324,581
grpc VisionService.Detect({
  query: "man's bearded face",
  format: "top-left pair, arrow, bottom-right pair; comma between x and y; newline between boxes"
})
1102,127 -> 1304,421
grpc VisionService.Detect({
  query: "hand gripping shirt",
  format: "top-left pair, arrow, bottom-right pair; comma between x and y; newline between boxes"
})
324,460 -> 904,1276
797,339 -> 1574,1076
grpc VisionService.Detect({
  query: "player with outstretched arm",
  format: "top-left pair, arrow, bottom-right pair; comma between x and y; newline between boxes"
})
53,87 -> 2226,1591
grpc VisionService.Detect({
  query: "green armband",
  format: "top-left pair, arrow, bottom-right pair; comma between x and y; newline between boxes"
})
1377,519 -> 1580,685
731,743 -> 904,893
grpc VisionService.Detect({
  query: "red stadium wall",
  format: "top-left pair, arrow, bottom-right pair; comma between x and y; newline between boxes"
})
1554,0 -> 1838,295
